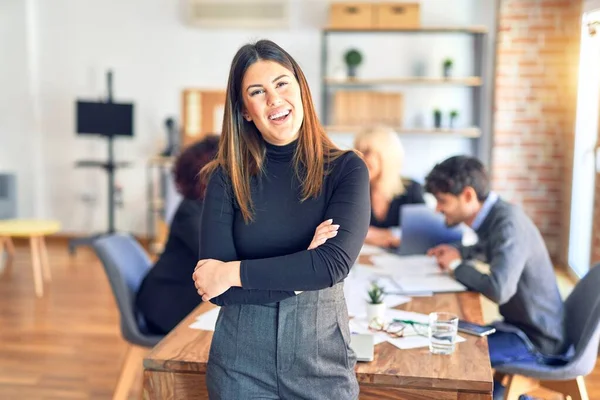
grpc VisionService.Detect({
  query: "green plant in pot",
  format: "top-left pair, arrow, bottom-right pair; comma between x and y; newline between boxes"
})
433,109 -> 442,129
366,281 -> 386,323
449,110 -> 459,128
442,58 -> 453,78
344,49 -> 363,79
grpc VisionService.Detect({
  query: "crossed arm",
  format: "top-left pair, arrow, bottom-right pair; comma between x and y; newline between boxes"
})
193,157 -> 370,306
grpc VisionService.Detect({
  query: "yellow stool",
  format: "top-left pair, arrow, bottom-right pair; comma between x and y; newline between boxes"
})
0,219 -> 61,297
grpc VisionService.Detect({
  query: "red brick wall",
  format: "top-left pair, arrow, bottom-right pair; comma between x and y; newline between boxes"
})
492,0 -> 581,260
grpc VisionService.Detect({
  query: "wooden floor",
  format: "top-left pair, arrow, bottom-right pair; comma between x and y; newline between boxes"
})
0,239 -> 598,399
0,239 -> 129,399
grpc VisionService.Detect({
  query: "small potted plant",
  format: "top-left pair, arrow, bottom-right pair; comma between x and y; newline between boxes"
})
442,58 -> 453,78
433,109 -> 442,129
449,110 -> 459,128
344,49 -> 363,78
366,281 -> 386,323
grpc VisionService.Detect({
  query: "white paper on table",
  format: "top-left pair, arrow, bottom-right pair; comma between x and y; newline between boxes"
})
345,292 -> 369,319
344,280 -> 409,318
371,254 -> 441,276
386,333 -> 466,350
393,275 -> 467,294
344,265 -> 410,318
359,244 -> 387,256
349,318 -> 387,345
350,264 -> 396,281
351,263 -> 384,278
188,307 -> 221,331
350,311 -> 466,350
384,308 -> 430,324
368,254 -> 467,294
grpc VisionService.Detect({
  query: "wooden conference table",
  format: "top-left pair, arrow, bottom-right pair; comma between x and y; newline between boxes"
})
143,258 -> 493,399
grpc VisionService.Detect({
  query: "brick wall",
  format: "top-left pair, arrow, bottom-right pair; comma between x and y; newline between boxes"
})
492,0 -> 581,260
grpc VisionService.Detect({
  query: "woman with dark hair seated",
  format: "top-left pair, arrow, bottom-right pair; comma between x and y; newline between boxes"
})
135,135 -> 219,335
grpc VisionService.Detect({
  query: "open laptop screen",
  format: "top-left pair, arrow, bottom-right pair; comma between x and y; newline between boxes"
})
397,204 -> 464,255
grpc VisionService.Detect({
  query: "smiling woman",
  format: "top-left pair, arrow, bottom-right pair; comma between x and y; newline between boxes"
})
241,61 -> 304,146
192,40 -> 371,399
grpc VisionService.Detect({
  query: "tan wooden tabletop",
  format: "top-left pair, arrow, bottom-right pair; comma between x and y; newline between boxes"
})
144,285 -> 493,399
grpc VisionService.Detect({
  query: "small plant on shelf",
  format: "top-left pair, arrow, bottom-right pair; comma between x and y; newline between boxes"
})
344,49 -> 363,78
442,58 -> 453,78
433,109 -> 442,129
449,110 -> 459,128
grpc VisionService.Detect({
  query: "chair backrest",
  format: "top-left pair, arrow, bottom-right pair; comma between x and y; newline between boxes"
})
0,173 -> 17,219
563,264 -> 600,374
93,233 -> 152,345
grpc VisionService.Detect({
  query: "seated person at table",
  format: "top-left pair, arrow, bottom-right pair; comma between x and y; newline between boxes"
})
135,135 -> 219,335
354,127 -> 425,249
424,156 -> 568,373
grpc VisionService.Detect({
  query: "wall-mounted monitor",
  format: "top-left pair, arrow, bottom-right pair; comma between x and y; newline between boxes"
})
76,100 -> 134,137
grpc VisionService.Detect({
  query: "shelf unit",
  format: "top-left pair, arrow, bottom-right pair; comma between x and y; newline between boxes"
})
320,26 -> 490,160
324,26 -> 488,34
146,155 -> 175,255
325,126 -> 481,138
324,76 -> 482,86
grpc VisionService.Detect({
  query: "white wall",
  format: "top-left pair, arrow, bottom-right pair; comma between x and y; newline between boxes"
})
0,0 -> 40,218
585,0 -> 600,11
11,0 -> 496,235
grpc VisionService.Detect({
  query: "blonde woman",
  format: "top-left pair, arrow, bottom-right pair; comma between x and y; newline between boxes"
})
354,127 -> 425,248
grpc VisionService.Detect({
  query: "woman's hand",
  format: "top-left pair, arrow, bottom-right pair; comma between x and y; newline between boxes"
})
365,226 -> 400,248
194,220 -> 340,301
293,219 -> 340,296
193,259 -> 241,302
307,219 -> 340,250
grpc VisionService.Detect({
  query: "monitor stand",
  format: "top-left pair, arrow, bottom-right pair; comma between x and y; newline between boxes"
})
69,71 -> 131,254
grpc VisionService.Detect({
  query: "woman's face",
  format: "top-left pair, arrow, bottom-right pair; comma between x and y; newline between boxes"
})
241,60 -> 304,146
361,148 -> 381,183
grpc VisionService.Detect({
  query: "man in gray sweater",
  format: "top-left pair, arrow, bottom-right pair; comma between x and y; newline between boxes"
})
424,156 -> 568,372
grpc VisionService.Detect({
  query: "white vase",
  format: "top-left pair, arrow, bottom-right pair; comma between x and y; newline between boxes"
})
366,302 -> 386,323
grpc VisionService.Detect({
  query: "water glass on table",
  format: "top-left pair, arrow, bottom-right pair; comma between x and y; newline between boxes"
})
428,312 -> 459,355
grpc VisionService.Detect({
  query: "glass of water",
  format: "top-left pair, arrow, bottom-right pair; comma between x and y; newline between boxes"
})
428,312 -> 459,355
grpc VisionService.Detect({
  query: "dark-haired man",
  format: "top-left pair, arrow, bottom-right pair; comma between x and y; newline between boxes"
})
424,156 -> 568,398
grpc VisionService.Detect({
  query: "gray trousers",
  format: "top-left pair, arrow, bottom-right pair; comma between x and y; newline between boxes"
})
206,282 -> 358,399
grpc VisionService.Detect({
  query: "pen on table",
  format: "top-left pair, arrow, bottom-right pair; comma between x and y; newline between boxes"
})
392,318 -> 429,326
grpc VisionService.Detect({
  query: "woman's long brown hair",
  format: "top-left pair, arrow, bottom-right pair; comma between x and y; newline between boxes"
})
201,40 -> 348,223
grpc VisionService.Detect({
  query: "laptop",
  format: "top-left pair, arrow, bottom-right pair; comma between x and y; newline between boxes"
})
350,333 -> 374,362
397,204 -> 465,255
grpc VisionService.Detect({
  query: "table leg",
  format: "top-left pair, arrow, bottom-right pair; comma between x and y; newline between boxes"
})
39,236 -> 52,282
0,237 -> 6,274
5,236 -> 15,257
30,236 -> 44,297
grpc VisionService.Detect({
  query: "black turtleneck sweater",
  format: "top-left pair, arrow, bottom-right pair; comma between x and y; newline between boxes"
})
199,140 -> 370,306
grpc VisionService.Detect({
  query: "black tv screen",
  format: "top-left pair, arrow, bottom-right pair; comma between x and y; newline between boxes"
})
76,100 -> 134,137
